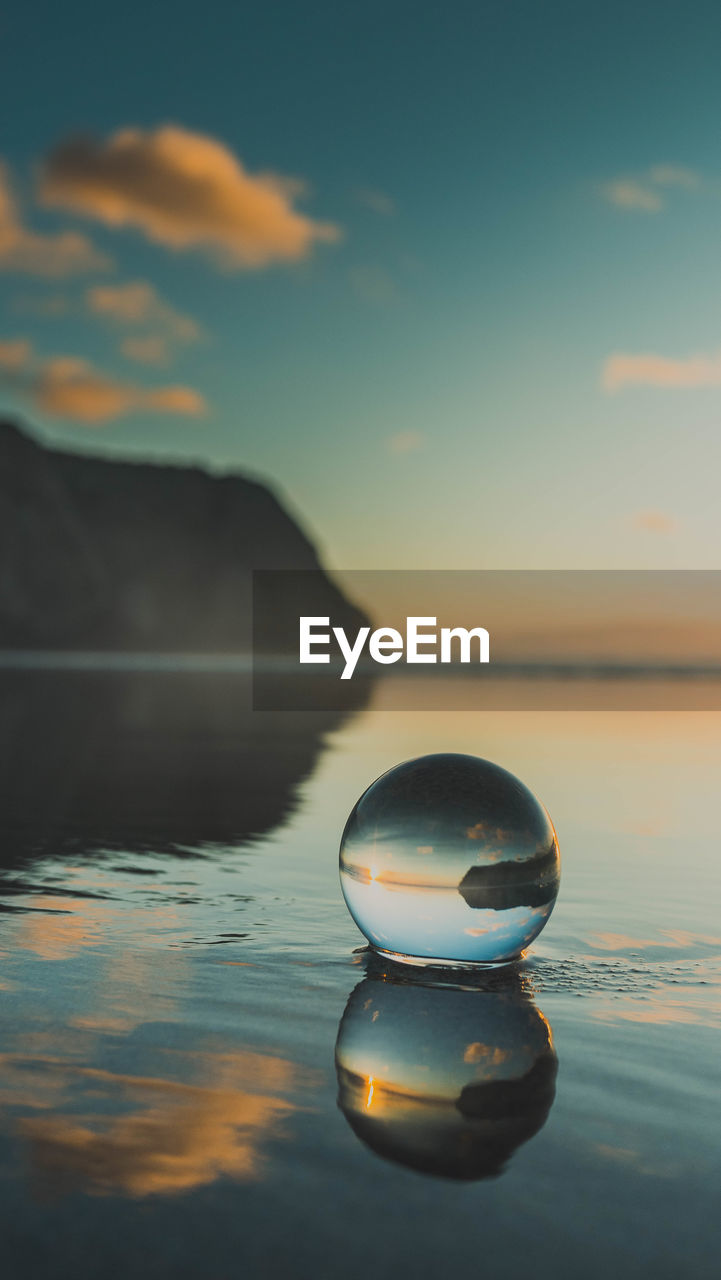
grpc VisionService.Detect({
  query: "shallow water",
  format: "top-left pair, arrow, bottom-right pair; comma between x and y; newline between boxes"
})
1,669 -> 720,1278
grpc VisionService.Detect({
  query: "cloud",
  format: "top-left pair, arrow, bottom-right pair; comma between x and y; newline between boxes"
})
10,280 -> 199,366
601,179 -> 663,212
601,164 -> 702,213
86,280 -> 200,342
0,338 -> 31,370
119,335 -> 173,366
355,187 -> 396,216
86,280 -> 201,364
0,160 -> 111,276
20,1068 -> 295,1196
633,510 -> 677,534
0,337 -> 207,423
647,165 -> 700,189
603,347 -> 721,390
3,1046 -> 314,1198
35,358 -> 207,423
39,125 -> 342,270
386,430 -> 423,455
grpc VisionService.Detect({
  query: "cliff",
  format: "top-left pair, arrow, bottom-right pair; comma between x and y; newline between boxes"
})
0,419 -> 365,651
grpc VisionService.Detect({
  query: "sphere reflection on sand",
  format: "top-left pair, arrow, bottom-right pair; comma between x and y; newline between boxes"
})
340,753 -> 560,966
335,972 -> 557,1180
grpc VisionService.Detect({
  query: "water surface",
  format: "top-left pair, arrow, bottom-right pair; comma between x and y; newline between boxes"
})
1,669 -> 719,1278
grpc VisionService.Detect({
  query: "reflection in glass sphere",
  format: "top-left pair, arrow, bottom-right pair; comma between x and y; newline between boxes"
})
335,972 -> 557,1180
339,753 -> 560,967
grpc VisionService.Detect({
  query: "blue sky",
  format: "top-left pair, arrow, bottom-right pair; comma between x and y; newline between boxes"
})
2,0 -> 721,570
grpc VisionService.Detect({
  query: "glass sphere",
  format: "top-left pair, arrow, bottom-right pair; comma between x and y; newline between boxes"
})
339,752 -> 560,966
335,974 -> 557,1180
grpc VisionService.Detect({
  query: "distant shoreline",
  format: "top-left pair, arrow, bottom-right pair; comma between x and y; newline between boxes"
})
3,651 -> 721,678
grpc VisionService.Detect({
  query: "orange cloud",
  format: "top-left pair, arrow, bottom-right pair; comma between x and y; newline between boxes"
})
647,164 -> 700,189
15,892 -> 186,960
0,160 -> 110,276
35,358 -> 207,422
603,348 -> 721,390
462,1042 -> 512,1069
40,125 -> 341,269
387,430 -> 423,455
86,280 -> 200,342
2,1047 -> 312,1198
601,179 -> 662,212
87,280 -> 201,365
21,1075 -> 294,1196
590,929 -> 721,952
120,335 -> 172,365
601,164 -> 701,213
0,337 -> 31,369
593,994 -> 717,1028
633,510 -> 676,534
0,338 -> 207,424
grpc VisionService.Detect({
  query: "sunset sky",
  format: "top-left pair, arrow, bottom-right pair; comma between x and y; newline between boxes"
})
2,0 -> 721,572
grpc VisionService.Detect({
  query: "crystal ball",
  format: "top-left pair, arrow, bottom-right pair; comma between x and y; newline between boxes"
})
335,974 -> 557,1179
339,752 -> 560,966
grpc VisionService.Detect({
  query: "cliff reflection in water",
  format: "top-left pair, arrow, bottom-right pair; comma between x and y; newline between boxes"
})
335,970 -> 557,1180
0,667 -> 367,876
